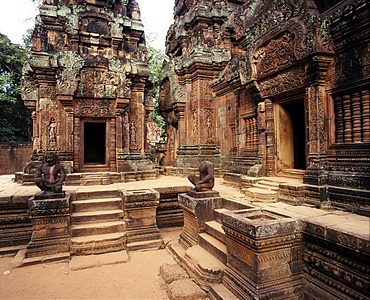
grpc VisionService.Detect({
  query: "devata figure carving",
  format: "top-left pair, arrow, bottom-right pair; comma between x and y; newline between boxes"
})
35,152 -> 66,194
188,161 -> 215,192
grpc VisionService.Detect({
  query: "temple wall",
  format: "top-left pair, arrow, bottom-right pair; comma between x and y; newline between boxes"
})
0,142 -> 32,175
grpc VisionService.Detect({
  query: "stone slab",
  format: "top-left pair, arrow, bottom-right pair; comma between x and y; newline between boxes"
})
160,263 -> 189,284
22,252 -> 70,266
168,278 -> 208,300
69,250 -> 129,271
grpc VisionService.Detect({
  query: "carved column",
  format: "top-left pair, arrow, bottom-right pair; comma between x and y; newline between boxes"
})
352,92 -> 362,142
116,110 -> 123,151
32,112 -> 40,150
334,95 -> 344,143
265,98 -> 275,176
174,102 -> 186,146
306,55 -> 332,164
362,90 -> 370,141
110,117 -> 116,172
73,117 -> 80,171
257,101 -> 267,164
342,94 -> 352,143
65,108 -> 74,152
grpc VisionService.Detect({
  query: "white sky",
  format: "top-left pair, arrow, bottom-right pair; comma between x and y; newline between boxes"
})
0,0 -> 174,50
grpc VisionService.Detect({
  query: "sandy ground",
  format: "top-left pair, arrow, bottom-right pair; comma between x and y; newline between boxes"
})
0,248 -> 176,299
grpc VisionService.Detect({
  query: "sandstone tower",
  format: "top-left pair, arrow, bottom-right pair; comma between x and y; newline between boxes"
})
160,0 -> 369,213
21,0 -> 155,174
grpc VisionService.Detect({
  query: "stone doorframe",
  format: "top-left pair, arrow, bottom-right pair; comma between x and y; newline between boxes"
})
73,117 -> 116,172
275,94 -> 307,172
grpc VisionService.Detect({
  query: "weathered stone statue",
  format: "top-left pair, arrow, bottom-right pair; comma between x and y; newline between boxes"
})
34,152 -> 66,194
188,161 -> 215,192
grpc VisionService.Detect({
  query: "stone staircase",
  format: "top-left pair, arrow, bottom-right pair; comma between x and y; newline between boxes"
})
170,197 -> 249,300
70,189 -> 126,255
277,168 -> 305,180
243,178 -> 280,202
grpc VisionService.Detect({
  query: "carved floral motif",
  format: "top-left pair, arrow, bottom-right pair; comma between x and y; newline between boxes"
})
73,99 -> 115,117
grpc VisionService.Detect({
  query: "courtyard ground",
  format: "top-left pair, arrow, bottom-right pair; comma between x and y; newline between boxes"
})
0,244 -> 176,299
0,174 -> 243,300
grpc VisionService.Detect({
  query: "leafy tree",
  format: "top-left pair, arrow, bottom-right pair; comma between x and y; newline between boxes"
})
0,33 -> 31,142
147,46 -> 166,138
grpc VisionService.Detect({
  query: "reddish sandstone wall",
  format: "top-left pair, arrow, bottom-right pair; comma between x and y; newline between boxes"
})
0,142 -> 32,175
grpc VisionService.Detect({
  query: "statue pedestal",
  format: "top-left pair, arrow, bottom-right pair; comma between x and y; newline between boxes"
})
221,208 -> 303,299
122,188 -> 162,250
178,189 -> 223,248
24,192 -> 70,265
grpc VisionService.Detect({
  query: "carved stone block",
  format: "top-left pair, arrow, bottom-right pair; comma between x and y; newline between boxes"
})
178,191 -> 223,248
221,208 -> 303,300
26,193 -> 70,260
121,189 -> 161,245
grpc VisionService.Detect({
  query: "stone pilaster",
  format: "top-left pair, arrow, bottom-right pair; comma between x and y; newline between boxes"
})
178,190 -> 223,248
24,193 -> 71,265
121,188 -> 162,250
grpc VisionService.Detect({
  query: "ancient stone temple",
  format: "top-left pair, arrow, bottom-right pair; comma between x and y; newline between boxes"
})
160,0 -> 369,213
21,0 -> 155,175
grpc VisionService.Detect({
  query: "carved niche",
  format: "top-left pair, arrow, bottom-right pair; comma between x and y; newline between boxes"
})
55,51 -> 84,96
80,17 -> 110,36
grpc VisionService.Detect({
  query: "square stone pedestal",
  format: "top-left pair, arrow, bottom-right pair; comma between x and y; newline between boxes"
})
178,189 -> 223,248
221,208 -> 303,300
24,192 -> 71,265
121,188 -> 162,250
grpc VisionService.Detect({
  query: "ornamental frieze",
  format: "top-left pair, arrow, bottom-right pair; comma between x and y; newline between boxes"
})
257,63 -> 308,98
73,99 -> 115,117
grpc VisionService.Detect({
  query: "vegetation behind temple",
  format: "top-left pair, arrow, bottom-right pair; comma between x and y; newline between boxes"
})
147,46 -> 166,138
0,33 -> 31,142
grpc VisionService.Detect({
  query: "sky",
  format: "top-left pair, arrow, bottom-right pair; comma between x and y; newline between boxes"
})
0,0 -> 175,50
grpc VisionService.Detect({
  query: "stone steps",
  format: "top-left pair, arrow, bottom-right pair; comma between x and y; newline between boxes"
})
199,232 -> 227,264
72,197 -> 122,212
184,244 -> 226,284
71,209 -> 123,224
209,283 -> 239,300
70,191 -> 126,255
70,220 -> 125,237
71,232 -> 126,255
278,168 -> 305,179
253,179 -> 280,191
244,179 -> 280,202
205,220 -> 226,244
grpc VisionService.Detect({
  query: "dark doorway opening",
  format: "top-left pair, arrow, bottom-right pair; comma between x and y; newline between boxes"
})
277,98 -> 307,171
282,100 -> 306,169
84,122 -> 106,165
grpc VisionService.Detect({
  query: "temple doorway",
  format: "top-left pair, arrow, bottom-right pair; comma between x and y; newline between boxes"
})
276,97 -> 307,172
81,120 -> 109,171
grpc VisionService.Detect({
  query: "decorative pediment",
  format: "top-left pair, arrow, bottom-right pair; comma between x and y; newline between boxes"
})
253,31 -> 296,79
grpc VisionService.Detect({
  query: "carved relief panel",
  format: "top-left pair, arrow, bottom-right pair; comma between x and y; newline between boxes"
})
253,31 -> 297,79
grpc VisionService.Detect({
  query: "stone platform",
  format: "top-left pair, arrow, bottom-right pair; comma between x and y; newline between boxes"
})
0,174 -> 369,300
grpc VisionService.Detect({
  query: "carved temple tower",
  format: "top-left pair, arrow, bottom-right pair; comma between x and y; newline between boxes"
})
21,0 -> 155,174
161,0 -> 369,212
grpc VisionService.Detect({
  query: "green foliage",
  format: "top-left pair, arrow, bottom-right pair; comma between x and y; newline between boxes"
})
0,33 -> 31,142
147,46 -> 167,138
